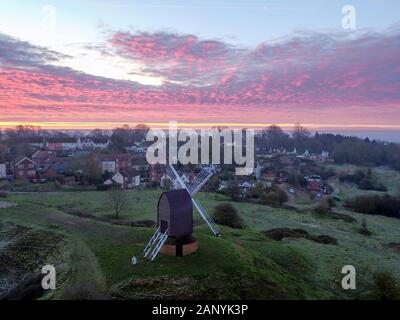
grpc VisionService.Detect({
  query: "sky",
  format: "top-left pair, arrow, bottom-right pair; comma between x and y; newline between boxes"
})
0,0 -> 400,140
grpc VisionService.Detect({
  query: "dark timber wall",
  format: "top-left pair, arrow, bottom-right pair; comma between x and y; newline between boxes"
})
157,189 -> 193,238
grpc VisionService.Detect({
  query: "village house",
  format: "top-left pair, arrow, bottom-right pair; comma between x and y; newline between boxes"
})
59,176 -> 78,186
0,163 -> 7,179
261,166 -> 288,184
126,142 -> 147,153
77,136 -> 110,150
41,159 -> 73,179
305,175 -> 323,192
95,154 -> 131,174
31,150 -> 56,167
46,137 -> 78,151
218,181 -> 228,191
160,174 -> 169,188
104,168 -> 141,189
131,156 -> 149,171
239,181 -> 254,195
14,157 -> 40,180
307,180 -> 323,192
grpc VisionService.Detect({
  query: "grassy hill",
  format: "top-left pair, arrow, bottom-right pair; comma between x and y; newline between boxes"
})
1,165 -> 400,299
0,203 -> 329,299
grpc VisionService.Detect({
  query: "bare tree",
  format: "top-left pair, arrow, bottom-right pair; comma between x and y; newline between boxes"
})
108,185 -> 128,219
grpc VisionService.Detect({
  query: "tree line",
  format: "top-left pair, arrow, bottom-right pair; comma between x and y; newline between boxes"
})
256,124 -> 400,170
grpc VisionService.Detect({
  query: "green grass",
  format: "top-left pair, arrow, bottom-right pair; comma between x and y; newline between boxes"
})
0,202 -> 329,299
2,166 -> 400,299
332,166 -> 400,201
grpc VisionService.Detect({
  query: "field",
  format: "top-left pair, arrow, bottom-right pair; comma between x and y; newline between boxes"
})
1,165 -> 400,299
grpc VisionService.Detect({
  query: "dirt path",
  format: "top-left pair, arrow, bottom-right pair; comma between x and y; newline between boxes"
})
327,168 -> 355,197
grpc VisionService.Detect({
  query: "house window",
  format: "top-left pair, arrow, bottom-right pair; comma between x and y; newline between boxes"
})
28,163 -> 35,169
18,164 -> 24,169
28,170 -> 36,176
18,171 -> 24,176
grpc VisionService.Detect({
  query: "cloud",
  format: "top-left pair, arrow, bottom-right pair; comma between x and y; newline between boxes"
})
106,28 -> 400,106
110,31 -> 242,85
0,32 -> 68,69
1,27 -> 400,127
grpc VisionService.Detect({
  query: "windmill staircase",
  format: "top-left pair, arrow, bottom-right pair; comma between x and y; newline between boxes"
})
144,227 -> 169,261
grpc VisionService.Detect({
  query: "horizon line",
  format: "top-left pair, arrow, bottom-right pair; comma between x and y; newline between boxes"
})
1,121 -> 400,131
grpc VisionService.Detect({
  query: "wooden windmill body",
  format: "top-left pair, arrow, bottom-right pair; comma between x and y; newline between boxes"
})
144,164 -> 221,261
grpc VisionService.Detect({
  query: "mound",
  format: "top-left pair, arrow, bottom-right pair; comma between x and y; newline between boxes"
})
264,228 -> 338,245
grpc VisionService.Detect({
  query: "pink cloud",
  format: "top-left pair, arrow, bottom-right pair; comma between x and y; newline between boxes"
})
1,28 -> 400,127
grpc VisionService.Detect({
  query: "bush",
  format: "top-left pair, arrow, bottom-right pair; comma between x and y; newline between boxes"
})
340,169 -> 387,192
213,203 -> 243,229
224,182 -> 241,201
345,194 -> 400,219
147,180 -> 160,189
264,228 -> 308,241
314,202 -> 330,216
264,228 -> 338,245
260,188 -> 288,206
363,271 -> 400,300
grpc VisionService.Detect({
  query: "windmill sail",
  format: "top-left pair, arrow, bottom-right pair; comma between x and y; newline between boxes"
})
187,166 -> 214,196
192,198 -> 221,236
166,164 -> 221,237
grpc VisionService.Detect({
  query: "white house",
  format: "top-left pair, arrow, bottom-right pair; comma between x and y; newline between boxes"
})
104,168 -> 141,189
255,163 -> 263,180
0,163 -> 7,179
126,142 -> 146,153
78,136 -> 110,150
321,150 -> 330,158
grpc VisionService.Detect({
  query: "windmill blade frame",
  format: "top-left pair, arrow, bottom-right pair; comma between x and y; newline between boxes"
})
165,164 -> 221,237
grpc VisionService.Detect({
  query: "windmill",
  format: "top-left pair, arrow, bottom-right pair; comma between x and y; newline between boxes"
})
144,164 -> 221,261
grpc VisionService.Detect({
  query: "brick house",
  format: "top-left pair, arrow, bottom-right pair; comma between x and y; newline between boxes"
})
307,180 -> 323,192
31,150 -> 56,166
14,157 -> 40,180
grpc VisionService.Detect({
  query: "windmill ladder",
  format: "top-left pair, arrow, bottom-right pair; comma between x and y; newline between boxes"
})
144,227 -> 169,261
